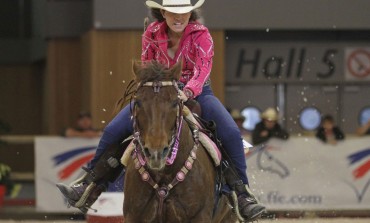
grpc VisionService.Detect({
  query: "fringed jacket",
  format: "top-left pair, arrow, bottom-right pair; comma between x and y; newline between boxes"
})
141,21 -> 214,98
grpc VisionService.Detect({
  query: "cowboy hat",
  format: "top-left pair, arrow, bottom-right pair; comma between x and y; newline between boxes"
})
261,107 -> 278,121
231,109 -> 245,121
146,0 -> 205,14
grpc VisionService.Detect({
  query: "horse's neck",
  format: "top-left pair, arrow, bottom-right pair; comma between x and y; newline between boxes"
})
176,122 -> 194,162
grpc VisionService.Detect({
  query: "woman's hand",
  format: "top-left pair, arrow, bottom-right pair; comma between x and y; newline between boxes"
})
178,90 -> 201,115
178,90 -> 188,102
178,89 -> 193,102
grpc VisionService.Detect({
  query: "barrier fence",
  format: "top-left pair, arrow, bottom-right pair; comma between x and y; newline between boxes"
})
2,135 -> 369,212
247,137 -> 370,211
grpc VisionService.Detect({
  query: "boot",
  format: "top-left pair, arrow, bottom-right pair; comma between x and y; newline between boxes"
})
56,177 -> 105,213
222,161 -> 266,222
56,143 -> 126,213
234,181 -> 266,222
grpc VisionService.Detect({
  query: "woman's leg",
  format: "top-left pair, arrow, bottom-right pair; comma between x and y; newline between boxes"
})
196,86 -> 265,221
196,88 -> 248,184
88,104 -> 134,168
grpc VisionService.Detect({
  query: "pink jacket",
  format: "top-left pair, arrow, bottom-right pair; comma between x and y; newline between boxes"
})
141,21 -> 214,98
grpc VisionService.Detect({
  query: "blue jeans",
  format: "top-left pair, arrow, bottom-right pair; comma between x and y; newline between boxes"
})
89,85 -> 249,185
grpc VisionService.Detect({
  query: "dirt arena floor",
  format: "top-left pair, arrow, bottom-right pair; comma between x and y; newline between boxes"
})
0,219 -> 370,223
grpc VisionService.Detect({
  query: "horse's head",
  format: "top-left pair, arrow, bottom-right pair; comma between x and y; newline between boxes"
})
256,146 -> 290,179
132,61 -> 182,170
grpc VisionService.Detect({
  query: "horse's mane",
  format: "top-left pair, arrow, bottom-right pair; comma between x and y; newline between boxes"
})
113,60 -> 180,116
135,60 -> 178,83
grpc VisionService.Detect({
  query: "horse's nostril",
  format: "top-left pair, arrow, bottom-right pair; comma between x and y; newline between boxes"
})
162,147 -> 169,158
144,148 -> 151,157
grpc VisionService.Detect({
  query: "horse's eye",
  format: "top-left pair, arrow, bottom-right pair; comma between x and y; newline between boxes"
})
135,100 -> 142,108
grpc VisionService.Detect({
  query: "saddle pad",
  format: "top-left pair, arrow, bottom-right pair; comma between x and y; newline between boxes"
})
120,139 -> 135,166
198,131 -> 221,166
183,106 -> 221,166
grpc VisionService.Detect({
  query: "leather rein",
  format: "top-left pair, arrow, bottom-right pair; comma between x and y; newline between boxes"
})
131,80 -> 200,223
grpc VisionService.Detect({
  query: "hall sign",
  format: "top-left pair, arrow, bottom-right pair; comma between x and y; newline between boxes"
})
226,43 -> 365,83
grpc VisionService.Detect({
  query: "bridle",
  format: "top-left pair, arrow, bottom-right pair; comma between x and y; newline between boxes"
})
131,80 -> 200,223
132,80 -> 184,166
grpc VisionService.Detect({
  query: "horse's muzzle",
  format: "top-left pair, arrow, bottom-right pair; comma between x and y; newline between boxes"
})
144,147 -> 170,170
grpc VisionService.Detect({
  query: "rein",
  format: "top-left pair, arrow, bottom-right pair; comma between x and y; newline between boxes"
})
131,80 -> 200,223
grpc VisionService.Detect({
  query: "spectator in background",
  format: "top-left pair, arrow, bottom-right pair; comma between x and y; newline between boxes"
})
64,112 -> 102,138
231,109 -> 249,136
0,163 -> 22,198
0,120 -> 22,198
356,118 -> 370,136
252,107 -> 289,145
316,114 -> 345,145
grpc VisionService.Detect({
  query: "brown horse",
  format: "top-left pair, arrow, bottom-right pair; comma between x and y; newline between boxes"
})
123,61 -> 236,223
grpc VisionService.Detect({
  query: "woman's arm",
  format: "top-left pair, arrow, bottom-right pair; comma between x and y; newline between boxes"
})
272,125 -> 289,140
334,127 -> 345,140
183,31 -> 214,98
252,123 -> 269,145
315,128 -> 326,142
356,120 -> 370,136
141,23 -> 158,61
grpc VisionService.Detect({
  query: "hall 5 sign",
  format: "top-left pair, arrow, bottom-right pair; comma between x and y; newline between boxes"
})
226,43 -> 342,83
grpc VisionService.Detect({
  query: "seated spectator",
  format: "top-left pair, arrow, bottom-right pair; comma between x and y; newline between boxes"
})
356,118 -> 370,136
316,114 -> 345,145
64,112 -> 102,138
252,107 -> 289,145
0,163 -> 22,198
230,109 -> 249,136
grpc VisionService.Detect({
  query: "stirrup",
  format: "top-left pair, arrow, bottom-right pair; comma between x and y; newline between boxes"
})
57,181 -> 98,214
229,191 -> 246,222
66,199 -> 97,214
65,168 -> 98,209
74,182 -> 97,208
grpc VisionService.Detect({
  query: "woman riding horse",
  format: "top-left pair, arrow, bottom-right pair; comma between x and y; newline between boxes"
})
124,61 -> 235,222
56,0 -> 265,221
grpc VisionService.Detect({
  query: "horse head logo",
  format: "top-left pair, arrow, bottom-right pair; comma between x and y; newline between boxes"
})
248,144 -> 290,179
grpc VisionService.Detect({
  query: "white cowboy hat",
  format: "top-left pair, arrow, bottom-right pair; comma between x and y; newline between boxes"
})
146,0 -> 205,14
261,107 -> 279,121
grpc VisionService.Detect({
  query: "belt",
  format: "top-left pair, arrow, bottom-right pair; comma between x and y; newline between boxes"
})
178,79 -> 211,90
204,78 -> 211,87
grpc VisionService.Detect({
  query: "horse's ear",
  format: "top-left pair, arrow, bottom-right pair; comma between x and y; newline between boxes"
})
132,60 -> 141,78
171,60 -> 182,81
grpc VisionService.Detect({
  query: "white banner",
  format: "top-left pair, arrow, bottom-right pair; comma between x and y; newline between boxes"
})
35,136 -> 370,212
247,137 -> 370,210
